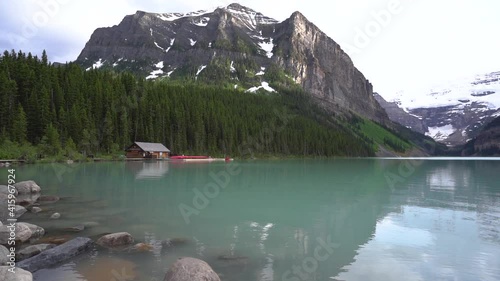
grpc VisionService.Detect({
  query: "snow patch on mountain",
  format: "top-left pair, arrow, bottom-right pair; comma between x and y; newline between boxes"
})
256,67 -> 266,76
259,39 -> 274,58
246,82 -> 276,93
167,68 -> 176,77
196,65 -> 207,76
92,58 -> 104,69
154,61 -> 164,69
193,17 -> 210,27
157,10 -> 212,22
224,4 -> 278,28
426,124 -> 456,141
383,71 -> 500,111
146,61 -> 165,80
189,38 -> 197,46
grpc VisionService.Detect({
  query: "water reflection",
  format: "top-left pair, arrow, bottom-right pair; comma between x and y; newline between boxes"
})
335,160 -> 500,281
126,161 -> 170,180
4,159 -> 500,281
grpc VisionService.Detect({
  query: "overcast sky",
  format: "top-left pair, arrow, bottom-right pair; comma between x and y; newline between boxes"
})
1,0 -> 499,96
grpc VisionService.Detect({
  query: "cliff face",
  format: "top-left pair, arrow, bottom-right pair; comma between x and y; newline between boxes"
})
268,12 -> 388,124
463,116 -> 500,156
76,4 -> 390,124
374,93 -> 427,134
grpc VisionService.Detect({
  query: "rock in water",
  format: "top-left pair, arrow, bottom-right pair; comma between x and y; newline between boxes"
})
13,181 -> 41,194
0,266 -> 33,281
164,257 -> 220,281
77,257 -> 138,281
50,212 -> 61,219
17,244 -> 56,261
17,237 -> 93,272
37,195 -> 60,204
0,223 -> 32,244
30,207 -> 42,214
0,185 -> 17,196
14,206 -> 27,219
130,243 -> 153,253
63,225 -> 85,232
17,223 -> 44,240
0,245 -> 9,265
161,237 -> 190,248
96,232 -> 134,248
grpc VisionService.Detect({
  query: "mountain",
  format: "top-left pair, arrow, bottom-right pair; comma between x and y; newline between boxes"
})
376,71 -> 500,146
76,3 -> 389,125
462,116 -> 500,156
373,93 -> 427,134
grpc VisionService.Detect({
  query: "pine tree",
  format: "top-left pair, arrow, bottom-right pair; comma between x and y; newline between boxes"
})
11,105 -> 27,143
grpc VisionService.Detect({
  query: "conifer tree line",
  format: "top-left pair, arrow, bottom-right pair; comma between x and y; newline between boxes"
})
0,50 -> 374,160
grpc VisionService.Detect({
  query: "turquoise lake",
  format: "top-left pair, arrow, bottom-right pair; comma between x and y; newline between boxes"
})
3,158 -> 500,281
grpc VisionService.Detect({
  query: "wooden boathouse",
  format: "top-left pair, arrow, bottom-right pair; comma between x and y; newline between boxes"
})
125,142 -> 170,159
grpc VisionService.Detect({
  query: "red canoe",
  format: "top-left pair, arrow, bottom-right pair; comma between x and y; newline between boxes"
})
170,155 -> 210,160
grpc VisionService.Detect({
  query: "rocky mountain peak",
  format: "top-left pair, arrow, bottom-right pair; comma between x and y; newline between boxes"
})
76,4 -> 391,124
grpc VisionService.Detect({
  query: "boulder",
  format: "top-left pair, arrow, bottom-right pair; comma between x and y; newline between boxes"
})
13,181 -> 41,195
16,194 -> 40,207
0,245 -> 9,265
164,257 -> 220,281
30,207 -> 42,214
17,244 -> 56,261
0,223 -> 32,245
96,232 -> 134,248
18,223 -> 44,240
0,266 -> 33,281
17,237 -> 93,272
0,185 -> 17,196
50,212 -> 61,219
14,206 -> 27,219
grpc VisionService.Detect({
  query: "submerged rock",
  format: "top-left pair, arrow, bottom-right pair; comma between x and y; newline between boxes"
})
0,266 -> 33,281
217,254 -> 249,261
17,244 -> 56,261
50,212 -> 61,219
164,257 -> 220,281
161,237 -> 190,248
96,232 -> 134,248
37,235 -> 72,245
17,237 -> 93,272
82,221 -> 99,228
30,207 -> 42,214
63,225 -> 85,232
13,181 -> 41,195
77,257 -> 138,281
37,195 -> 60,204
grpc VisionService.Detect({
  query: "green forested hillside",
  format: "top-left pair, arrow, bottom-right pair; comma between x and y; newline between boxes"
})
0,50 -> 377,160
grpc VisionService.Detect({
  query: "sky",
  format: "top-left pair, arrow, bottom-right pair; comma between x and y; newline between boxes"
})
1,0 -> 499,97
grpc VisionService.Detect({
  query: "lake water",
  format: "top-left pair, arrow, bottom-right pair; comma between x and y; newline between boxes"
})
4,158 -> 500,281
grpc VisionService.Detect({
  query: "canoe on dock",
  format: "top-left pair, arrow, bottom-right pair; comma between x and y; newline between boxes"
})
169,156 -> 233,162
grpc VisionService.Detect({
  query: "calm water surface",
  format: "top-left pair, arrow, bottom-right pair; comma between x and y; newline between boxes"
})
4,159 -> 500,281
